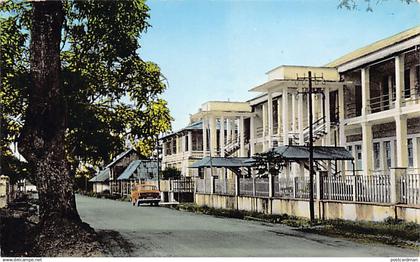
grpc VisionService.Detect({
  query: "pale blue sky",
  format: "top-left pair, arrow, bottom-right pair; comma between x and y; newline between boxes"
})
140,0 -> 420,130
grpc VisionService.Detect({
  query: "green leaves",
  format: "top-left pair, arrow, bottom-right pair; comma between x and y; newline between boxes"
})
2,0 -> 172,171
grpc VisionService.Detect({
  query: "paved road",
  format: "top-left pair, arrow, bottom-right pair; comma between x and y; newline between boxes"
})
76,195 -> 417,257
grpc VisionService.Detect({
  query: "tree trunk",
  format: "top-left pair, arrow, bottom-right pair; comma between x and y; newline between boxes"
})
18,1 -> 101,256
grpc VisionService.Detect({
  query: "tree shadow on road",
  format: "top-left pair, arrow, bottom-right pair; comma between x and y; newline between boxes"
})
97,230 -> 135,257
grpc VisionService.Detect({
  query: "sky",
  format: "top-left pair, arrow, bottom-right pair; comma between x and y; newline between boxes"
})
139,0 -> 420,130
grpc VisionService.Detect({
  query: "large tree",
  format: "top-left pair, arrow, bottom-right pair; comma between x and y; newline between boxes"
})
1,0 -> 171,255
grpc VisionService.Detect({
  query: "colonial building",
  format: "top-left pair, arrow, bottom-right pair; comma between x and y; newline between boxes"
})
164,26 -> 420,179
161,101 -> 253,176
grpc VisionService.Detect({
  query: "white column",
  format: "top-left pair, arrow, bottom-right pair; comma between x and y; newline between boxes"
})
226,118 -> 232,145
267,92 -> 273,148
395,115 -> 408,167
250,116 -> 255,156
220,116 -> 225,157
291,92 -> 296,132
324,87 -> 331,145
188,131 -> 192,155
395,54 -> 405,108
361,67 -> 370,116
202,118 -> 207,156
362,122 -> 373,175
209,115 -> 217,156
379,141 -> 385,171
338,86 -> 346,146
240,116 -> 245,157
388,75 -> 393,108
282,88 -> 289,145
297,88 -> 304,144
262,103 -> 267,145
410,66 -> 417,101
277,98 -> 282,136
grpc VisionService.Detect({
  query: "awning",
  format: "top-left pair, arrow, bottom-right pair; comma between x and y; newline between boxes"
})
264,145 -> 354,161
89,168 -> 110,183
190,157 -> 256,168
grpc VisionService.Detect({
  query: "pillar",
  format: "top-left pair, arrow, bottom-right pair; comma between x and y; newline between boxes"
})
188,131 -> 192,155
291,92 -> 296,132
282,88 -> 289,145
277,98 -> 282,136
410,65 -> 417,101
297,88 -> 304,144
362,122 -> 373,175
268,92 -> 273,148
250,115 -> 255,156
338,86 -> 346,146
413,137 -> 420,170
209,115 -> 217,156
202,118 -> 208,156
388,75 -> 393,108
239,116 -> 245,157
220,116 -> 225,157
395,54 -> 405,108
395,115 -> 408,167
262,103 -> 267,143
390,168 -> 405,204
361,67 -> 370,116
226,118 -> 232,145
324,87 -> 331,145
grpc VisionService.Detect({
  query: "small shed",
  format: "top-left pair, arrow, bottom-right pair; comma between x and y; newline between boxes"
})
89,168 -> 110,193
117,160 -> 158,196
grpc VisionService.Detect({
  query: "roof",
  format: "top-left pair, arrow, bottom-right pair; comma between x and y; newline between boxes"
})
161,120 -> 231,140
269,145 -> 354,161
117,160 -> 158,181
105,148 -> 137,168
190,157 -> 255,168
89,168 -> 110,183
325,26 -> 420,68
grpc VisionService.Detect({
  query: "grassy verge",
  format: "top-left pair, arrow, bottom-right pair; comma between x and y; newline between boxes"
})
172,203 -> 420,249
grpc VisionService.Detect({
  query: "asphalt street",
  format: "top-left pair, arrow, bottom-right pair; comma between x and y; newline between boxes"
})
76,195 -> 418,257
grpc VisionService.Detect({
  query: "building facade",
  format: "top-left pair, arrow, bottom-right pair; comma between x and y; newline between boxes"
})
162,26 -> 420,179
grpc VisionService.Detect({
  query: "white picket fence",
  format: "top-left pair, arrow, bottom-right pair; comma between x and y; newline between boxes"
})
401,174 -> 420,205
355,175 -> 390,203
239,178 -> 253,196
195,174 -> 420,206
323,176 -> 354,201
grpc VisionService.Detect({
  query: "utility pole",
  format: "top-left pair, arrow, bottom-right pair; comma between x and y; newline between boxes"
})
308,71 -> 315,222
156,134 -> 161,191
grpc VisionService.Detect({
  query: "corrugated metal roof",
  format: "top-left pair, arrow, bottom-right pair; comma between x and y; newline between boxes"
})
105,148 -> 137,168
270,145 -> 354,161
325,26 -> 420,68
117,160 -> 158,181
89,168 -> 110,182
190,157 -> 255,168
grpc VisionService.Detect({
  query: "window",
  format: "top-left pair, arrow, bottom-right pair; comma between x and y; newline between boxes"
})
384,141 -> 391,169
408,138 -> 413,168
373,142 -> 380,170
347,146 -> 353,170
404,69 -> 411,98
356,145 -> 362,170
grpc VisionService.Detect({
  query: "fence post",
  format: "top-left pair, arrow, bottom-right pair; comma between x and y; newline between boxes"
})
269,174 -> 273,198
235,174 -> 240,196
210,175 -> 215,195
352,175 -> 357,202
316,171 -> 322,201
252,176 -> 256,197
390,168 -> 405,204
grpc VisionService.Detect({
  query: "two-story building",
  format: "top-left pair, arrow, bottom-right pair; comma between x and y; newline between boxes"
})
163,26 -> 420,179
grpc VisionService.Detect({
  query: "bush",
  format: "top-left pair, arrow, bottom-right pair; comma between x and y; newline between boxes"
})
161,167 -> 181,180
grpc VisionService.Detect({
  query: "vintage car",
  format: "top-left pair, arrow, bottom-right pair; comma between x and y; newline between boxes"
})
130,183 -> 160,206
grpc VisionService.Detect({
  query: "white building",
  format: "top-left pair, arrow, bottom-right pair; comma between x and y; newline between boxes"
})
163,26 -> 420,178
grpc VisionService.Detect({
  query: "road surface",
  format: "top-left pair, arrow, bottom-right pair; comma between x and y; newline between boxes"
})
76,195 -> 417,257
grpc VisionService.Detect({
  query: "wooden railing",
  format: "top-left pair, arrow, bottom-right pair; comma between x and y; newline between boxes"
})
401,173 -> 420,205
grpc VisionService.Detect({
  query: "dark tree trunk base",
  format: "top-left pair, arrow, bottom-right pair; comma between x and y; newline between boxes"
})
34,218 -> 104,257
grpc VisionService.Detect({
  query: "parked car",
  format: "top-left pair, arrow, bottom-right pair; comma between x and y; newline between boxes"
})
130,183 -> 160,206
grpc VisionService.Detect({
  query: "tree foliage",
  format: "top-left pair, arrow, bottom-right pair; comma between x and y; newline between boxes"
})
252,149 -> 285,178
1,0 -> 172,177
338,0 -> 417,11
